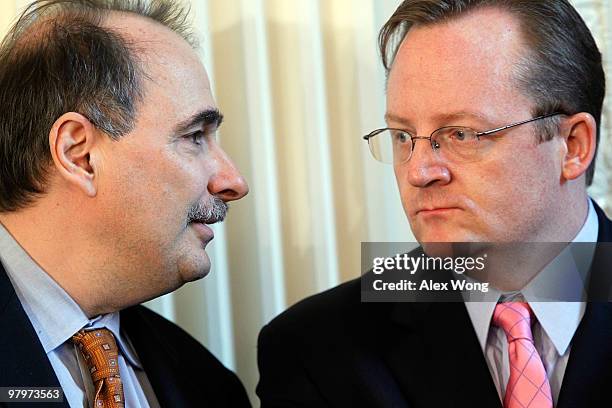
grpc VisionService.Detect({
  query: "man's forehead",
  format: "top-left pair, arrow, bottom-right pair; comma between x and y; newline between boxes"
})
386,7 -> 533,123
101,11 -> 201,70
414,7 -> 522,56
391,6 -> 526,79
101,12 -> 217,132
103,11 -> 181,43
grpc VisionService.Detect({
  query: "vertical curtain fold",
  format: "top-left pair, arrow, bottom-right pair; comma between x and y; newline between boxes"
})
0,1 -> 609,404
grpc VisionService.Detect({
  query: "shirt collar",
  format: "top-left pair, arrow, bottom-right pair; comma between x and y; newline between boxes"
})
464,197 -> 598,354
80,313 -> 143,369
0,223 -> 142,369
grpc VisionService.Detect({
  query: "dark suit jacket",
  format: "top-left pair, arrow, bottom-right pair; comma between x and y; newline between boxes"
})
257,203 -> 612,408
0,263 -> 251,408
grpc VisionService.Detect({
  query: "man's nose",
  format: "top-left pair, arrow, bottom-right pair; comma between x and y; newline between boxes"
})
208,146 -> 249,202
400,138 -> 451,188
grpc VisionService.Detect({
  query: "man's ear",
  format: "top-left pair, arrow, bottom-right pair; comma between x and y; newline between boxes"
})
560,112 -> 597,182
49,112 -> 100,197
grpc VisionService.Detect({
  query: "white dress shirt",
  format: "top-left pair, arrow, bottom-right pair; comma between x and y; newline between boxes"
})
0,223 -> 161,408
463,198 -> 599,405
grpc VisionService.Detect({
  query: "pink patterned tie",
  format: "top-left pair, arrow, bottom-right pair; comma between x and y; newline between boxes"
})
492,302 -> 553,408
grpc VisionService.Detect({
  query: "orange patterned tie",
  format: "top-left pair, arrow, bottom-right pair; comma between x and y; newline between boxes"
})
72,328 -> 125,408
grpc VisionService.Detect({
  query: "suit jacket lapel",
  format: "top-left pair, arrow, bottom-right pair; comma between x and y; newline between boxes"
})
593,201 -> 612,243
557,203 -> 612,407
384,301 -> 501,408
120,306 -> 195,407
0,262 -> 197,407
0,264 -> 68,407
557,302 -> 612,408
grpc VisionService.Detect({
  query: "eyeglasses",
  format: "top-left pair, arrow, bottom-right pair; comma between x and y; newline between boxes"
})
363,112 -> 562,165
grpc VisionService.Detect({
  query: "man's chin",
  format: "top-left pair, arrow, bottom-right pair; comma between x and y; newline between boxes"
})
415,227 -> 485,245
419,241 -> 492,258
177,250 -> 212,283
415,230 -> 466,244
188,258 -> 212,282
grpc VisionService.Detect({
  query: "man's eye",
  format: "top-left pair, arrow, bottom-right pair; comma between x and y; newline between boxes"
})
392,131 -> 410,144
186,131 -> 205,145
446,128 -> 475,142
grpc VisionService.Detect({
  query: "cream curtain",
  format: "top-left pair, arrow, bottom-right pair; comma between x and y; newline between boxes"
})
1,1 -> 610,405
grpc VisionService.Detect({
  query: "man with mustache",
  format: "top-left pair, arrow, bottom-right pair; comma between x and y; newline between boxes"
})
257,1 -> 612,407
0,0 -> 250,407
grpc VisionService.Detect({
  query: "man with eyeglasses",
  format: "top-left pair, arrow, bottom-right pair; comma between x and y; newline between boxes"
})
257,1 -> 611,407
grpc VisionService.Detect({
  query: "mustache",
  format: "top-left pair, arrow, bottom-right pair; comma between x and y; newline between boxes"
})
187,196 -> 228,224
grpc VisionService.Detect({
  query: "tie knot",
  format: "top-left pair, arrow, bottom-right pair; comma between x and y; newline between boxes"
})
72,328 -> 121,382
492,302 -> 534,343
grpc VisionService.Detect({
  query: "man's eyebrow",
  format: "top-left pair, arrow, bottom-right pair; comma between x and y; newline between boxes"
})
174,109 -> 224,134
430,111 -> 494,126
384,110 -> 495,128
384,112 -> 411,127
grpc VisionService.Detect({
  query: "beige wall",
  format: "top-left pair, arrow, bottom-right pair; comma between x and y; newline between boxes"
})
1,1 -> 610,405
